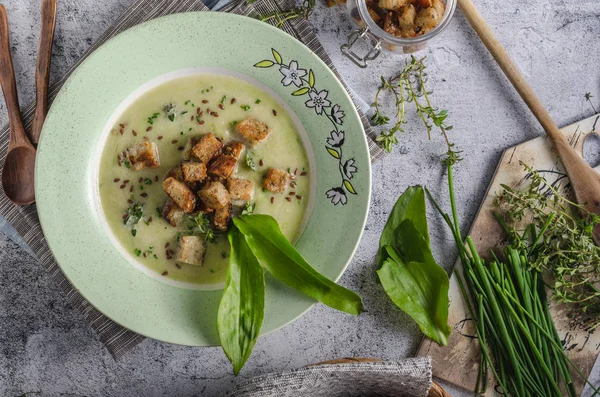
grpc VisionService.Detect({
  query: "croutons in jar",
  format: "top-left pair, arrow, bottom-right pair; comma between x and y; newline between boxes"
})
340,0 -> 456,67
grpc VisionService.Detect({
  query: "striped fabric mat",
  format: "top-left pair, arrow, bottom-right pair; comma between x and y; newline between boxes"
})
0,0 -> 383,358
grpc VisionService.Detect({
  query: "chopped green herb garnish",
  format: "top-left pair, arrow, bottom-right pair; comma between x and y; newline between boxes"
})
262,188 -> 267,193
176,232 -> 182,241
153,254 -> 158,259
242,202 -> 256,215
221,251 -> 227,259
196,115 -> 201,123
188,127 -> 193,131
182,213 -> 217,242
144,178 -> 153,185
123,201 -> 144,239
220,95 -> 227,104
147,112 -> 160,125
181,110 -> 188,115
123,159 -> 131,169
185,100 -> 191,106
156,207 -> 162,217
255,99 -> 261,104
210,269 -> 215,273
229,120 -> 239,129
245,151 -> 257,171
180,131 -> 184,135
240,105 -> 251,111
164,103 -> 176,122
139,185 -> 143,190
134,248 -> 142,257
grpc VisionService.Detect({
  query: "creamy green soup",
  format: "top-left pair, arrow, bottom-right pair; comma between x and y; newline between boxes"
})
98,74 -> 311,288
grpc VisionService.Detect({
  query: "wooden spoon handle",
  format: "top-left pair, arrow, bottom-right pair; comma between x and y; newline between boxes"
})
31,0 -> 57,145
0,5 -> 28,148
457,0 -> 600,242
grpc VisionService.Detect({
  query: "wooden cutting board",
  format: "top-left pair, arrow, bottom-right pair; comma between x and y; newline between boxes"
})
417,113 -> 600,395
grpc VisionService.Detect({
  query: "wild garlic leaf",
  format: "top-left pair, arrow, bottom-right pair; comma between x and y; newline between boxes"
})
378,186 -> 429,267
233,214 -> 363,315
217,227 -> 265,376
377,186 -> 450,346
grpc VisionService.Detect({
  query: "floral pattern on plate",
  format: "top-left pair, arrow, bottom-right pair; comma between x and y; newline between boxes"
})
254,49 -> 358,206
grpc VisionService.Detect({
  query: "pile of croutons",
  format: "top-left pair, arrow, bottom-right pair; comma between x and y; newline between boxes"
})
368,0 -> 445,38
121,117 -> 292,266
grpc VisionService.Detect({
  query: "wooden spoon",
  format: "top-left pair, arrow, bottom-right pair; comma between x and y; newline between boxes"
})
458,0 -> 600,243
30,0 -> 57,146
0,5 -> 36,205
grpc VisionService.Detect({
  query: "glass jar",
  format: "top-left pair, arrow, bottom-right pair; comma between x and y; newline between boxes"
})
341,0 -> 457,68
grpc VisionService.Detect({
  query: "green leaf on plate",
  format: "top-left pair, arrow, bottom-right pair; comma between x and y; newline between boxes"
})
326,147 -> 340,159
292,87 -> 310,96
308,69 -> 315,87
233,214 -> 364,316
217,227 -> 265,375
254,60 -> 274,68
344,180 -> 357,195
272,48 -> 282,64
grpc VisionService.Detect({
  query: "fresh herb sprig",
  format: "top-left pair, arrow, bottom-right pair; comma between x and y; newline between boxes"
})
372,56 -> 456,158
186,213 -> 216,242
495,163 -> 600,330
251,0 -> 315,29
427,163 -> 599,396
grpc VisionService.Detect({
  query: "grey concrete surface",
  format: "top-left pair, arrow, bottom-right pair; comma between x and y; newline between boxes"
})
1,0 -> 599,396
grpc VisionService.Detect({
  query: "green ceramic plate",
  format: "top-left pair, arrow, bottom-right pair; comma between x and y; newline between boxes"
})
35,12 -> 371,346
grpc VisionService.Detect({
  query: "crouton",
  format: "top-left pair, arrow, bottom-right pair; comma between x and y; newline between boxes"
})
383,11 -> 401,35
415,2 -> 443,34
165,165 -> 183,181
191,133 -> 223,163
263,168 -> 288,193
414,0 -> 432,7
176,235 -> 206,266
182,137 -> 199,161
208,155 -> 237,180
181,161 -> 207,183
123,142 -> 160,171
161,200 -> 186,227
223,141 -> 244,161
235,118 -> 271,145
213,204 -> 232,232
398,5 -> 417,33
198,181 -> 230,209
378,0 -> 408,11
432,0 -> 445,15
162,177 -> 197,213
227,178 -> 254,202
368,5 -> 382,24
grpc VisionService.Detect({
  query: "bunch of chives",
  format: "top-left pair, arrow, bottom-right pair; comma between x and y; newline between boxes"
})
427,164 -> 600,396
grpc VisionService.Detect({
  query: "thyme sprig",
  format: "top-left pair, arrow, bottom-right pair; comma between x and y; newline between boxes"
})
250,0 -> 315,29
495,163 -> 600,330
372,56 -> 458,162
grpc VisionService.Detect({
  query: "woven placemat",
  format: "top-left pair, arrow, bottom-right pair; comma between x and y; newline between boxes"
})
0,0 -> 383,358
